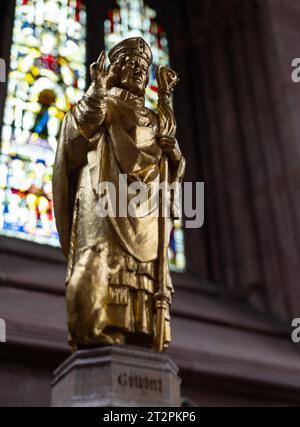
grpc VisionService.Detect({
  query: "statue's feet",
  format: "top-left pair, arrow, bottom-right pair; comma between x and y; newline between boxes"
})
92,332 -> 115,346
110,331 -> 126,345
74,330 -> 126,348
75,332 -> 115,349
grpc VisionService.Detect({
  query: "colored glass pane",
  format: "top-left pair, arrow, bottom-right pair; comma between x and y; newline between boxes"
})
0,0 -> 86,245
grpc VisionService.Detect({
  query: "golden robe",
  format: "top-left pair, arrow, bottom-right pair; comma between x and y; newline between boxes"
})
53,85 -> 184,348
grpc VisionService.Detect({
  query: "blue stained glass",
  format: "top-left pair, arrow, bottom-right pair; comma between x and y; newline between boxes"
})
0,0 -> 87,246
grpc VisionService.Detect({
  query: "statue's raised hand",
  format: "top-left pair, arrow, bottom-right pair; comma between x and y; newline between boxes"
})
90,51 -> 108,90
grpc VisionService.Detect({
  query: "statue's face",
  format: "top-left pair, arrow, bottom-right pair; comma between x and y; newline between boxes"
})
119,55 -> 149,96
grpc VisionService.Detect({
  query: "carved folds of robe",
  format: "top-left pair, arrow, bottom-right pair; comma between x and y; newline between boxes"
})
53,85 -> 184,348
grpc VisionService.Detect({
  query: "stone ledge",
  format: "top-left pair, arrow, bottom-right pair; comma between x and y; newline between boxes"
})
51,346 -> 181,407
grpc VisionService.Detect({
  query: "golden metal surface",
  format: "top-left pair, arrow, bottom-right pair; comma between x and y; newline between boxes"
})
53,37 -> 185,352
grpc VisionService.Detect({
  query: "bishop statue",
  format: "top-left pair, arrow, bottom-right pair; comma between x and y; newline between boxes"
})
53,37 -> 185,352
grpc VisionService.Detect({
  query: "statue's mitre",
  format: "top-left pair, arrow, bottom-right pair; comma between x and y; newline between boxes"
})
108,37 -> 153,66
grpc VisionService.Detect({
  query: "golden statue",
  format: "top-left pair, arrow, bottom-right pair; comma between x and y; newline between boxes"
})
53,37 -> 185,352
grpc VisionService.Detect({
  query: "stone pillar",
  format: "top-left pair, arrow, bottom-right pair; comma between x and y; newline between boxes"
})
51,346 -> 181,407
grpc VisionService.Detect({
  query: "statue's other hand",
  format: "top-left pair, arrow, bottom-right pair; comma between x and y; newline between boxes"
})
159,136 -> 182,164
156,65 -> 179,97
90,51 -> 108,90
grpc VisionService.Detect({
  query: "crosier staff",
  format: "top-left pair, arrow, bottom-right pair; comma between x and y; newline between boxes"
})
155,65 -> 179,352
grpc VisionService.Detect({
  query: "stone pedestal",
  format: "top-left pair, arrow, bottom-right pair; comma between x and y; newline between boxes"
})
51,346 -> 181,407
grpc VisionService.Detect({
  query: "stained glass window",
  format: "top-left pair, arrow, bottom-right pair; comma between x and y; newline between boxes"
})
105,0 -> 186,272
0,0 -> 86,246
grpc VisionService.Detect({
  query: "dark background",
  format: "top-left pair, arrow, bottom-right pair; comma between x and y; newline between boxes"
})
1,0 -> 300,406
